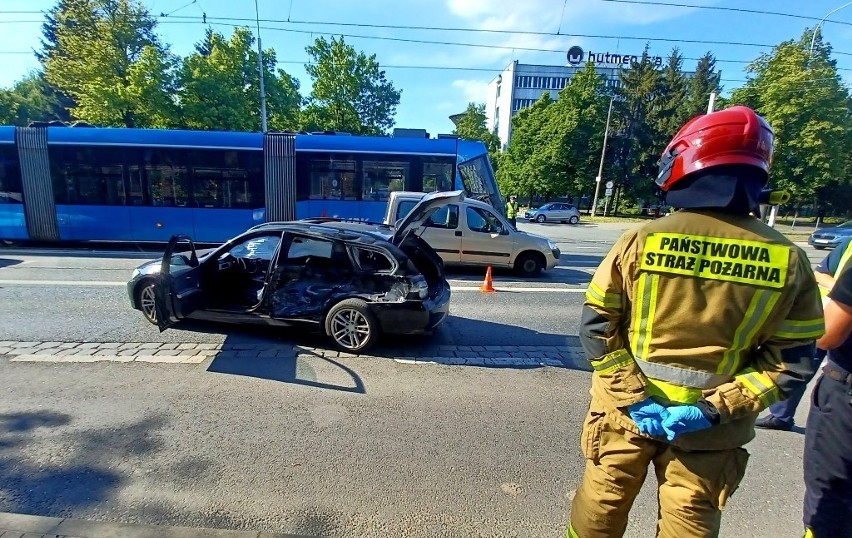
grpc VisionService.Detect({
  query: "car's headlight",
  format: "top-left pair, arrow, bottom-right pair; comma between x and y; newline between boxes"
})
547,239 -> 558,250
131,268 -> 141,279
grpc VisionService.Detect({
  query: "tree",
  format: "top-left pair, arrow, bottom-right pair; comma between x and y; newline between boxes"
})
452,102 -> 501,165
41,0 -> 179,127
610,45 -> 665,208
0,73 -> 69,125
685,52 -> 722,118
497,92 -> 555,199
656,49 -> 690,137
544,63 -> 609,198
303,36 -> 401,135
179,27 -> 301,132
730,28 -> 851,211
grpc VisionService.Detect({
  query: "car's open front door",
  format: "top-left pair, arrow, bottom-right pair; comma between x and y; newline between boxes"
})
153,234 -> 203,331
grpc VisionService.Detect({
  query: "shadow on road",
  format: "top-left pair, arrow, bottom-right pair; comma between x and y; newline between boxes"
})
0,258 -> 22,269
0,411 -> 168,516
207,342 -> 366,394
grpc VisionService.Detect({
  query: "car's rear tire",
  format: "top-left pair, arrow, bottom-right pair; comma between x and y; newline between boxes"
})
515,252 -> 544,277
325,299 -> 379,353
535,214 -> 546,223
136,280 -> 158,325
569,215 -> 579,224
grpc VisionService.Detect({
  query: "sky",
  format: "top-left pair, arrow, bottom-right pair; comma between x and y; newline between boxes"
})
1,0 -> 852,136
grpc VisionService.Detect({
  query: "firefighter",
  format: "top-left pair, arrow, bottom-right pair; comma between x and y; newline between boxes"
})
567,106 -> 824,538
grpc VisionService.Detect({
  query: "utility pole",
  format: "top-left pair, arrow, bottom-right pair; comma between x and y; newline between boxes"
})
255,0 -> 268,132
707,91 -> 717,114
591,96 -> 614,218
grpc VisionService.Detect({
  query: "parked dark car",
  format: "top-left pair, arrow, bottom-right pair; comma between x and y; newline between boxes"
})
127,191 -> 463,352
808,220 -> 852,250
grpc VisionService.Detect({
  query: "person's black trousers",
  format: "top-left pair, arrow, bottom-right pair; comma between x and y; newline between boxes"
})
803,361 -> 852,537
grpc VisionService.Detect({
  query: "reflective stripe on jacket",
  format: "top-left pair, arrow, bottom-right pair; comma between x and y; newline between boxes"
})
506,202 -> 518,218
581,209 -> 824,450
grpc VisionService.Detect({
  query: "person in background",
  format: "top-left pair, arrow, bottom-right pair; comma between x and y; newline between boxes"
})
756,236 -> 852,431
506,195 -> 519,228
802,262 -> 852,537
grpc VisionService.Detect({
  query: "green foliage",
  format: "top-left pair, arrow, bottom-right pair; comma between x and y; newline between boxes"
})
498,64 -> 609,201
41,0 -> 178,127
452,102 -> 501,171
179,27 -> 301,132
0,73 -> 68,125
730,28 -> 852,208
303,36 -> 401,135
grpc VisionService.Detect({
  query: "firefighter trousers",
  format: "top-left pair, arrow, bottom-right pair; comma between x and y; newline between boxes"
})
567,402 -> 750,538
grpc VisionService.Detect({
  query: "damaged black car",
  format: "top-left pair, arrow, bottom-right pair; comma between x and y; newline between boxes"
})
127,191 -> 461,352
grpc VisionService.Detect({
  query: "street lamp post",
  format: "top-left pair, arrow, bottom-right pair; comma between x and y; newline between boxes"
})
810,1 -> 852,58
255,0 -> 268,132
591,96 -> 614,219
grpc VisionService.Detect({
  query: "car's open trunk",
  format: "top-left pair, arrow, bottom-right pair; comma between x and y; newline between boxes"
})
397,234 -> 446,298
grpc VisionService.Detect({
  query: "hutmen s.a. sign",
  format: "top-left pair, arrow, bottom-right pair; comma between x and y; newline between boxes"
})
640,233 -> 790,288
567,46 -> 663,68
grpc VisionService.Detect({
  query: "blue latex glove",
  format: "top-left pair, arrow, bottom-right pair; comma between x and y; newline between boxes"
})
627,398 -> 669,437
661,405 -> 712,441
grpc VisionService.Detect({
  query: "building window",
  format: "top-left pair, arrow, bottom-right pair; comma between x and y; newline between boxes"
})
362,160 -> 409,201
310,159 -> 357,200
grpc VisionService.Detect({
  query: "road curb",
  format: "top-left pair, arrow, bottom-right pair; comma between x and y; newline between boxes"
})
0,341 -> 592,371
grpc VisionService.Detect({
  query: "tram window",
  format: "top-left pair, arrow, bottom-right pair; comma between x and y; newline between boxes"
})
423,161 -> 453,192
50,146 -> 127,205
190,150 -> 263,209
309,159 -> 357,200
362,161 -> 409,201
0,145 -> 23,204
139,148 -> 190,207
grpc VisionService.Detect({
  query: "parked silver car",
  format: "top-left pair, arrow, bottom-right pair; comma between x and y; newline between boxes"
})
524,203 -> 580,224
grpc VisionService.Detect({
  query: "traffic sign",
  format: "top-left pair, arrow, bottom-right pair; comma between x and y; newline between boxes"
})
605,188 -> 613,196
605,181 -> 614,189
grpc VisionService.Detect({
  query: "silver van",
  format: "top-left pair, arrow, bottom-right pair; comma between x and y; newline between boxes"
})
385,192 -> 560,277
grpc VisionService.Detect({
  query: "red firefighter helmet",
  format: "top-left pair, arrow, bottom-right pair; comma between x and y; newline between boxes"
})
656,106 -> 774,191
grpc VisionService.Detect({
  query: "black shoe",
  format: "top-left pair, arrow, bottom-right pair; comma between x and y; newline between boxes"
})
755,415 -> 793,431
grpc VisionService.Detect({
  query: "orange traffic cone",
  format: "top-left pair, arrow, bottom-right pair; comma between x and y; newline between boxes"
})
480,266 -> 496,293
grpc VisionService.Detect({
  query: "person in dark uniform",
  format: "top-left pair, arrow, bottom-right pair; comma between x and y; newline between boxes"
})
802,265 -> 852,537
757,237 -> 852,431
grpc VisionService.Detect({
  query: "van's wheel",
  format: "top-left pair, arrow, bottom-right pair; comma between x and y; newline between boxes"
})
325,299 -> 379,353
136,281 -> 158,325
535,214 -> 546,223
569,215 -> 579,224
515,252 -> 544,277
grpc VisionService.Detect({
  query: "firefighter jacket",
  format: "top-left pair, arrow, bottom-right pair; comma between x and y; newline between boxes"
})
582,209 -> 824,451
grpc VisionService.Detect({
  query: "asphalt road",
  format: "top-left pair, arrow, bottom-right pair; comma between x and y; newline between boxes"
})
0,221 -> 828,537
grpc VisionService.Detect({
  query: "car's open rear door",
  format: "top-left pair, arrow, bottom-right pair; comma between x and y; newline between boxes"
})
153,234 -> 203,331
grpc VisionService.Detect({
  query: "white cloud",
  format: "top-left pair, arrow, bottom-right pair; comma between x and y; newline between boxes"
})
452,78 -> 491,104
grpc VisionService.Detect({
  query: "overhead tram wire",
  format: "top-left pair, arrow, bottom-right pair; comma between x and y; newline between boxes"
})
598,0 -> 852,27
3,8 -> 852,56
154,15 -> 852,58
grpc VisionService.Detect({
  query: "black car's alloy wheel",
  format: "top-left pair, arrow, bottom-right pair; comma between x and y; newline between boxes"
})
138,282 -> 158,325
325,299 -> 379,353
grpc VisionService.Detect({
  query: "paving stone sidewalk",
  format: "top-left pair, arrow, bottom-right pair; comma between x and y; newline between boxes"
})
0,511 -> 311,538
0,341 -> 591,370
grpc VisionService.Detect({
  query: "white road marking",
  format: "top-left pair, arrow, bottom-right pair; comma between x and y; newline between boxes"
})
0,280 -> 589,294
0,279 -> 126,286
452,286 -> 586,293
